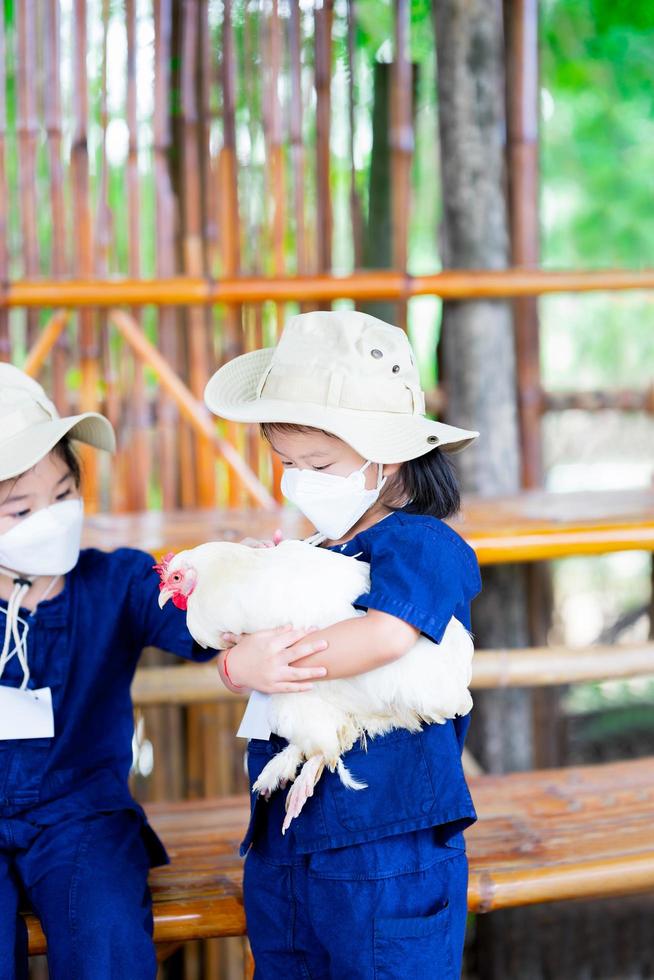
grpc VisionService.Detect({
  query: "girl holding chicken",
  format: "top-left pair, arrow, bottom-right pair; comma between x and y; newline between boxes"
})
204,310 -> 482,979
0,364 -> 325,980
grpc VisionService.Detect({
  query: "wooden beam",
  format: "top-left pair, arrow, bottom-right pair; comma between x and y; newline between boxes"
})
110,309 -> 275,510
130,641 -> 654,706
5,268 -> 654,308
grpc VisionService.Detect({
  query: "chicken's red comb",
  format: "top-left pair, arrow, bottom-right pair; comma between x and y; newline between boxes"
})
153,552 -> 176,578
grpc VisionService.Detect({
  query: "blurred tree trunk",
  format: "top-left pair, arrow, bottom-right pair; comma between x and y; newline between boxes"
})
432,5 -> 543,976
361,62 -> 418,325
432,0 -> 533,774
361,63 -> 393,323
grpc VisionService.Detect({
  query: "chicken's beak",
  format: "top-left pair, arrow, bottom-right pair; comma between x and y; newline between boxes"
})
158,587 -> 173,609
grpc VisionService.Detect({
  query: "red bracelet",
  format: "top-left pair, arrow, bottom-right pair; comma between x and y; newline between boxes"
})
223,648 -> 243,689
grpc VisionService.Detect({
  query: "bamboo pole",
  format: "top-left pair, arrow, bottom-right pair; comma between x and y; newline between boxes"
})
266,0 -> 286,505
391,0 -> 412,329
289,0 -> 308,277
130,641 -> 654,704
125,0 -> 149,512
16,0 -> 40,348
43,0 -> 69,407
96,0 -> 122,512
218,0 -> 245,509
543,386 -> 654,414
109,308 -> 275,508
71,0 -> 99,508
314,0 -> 334,275
506,0 -> 542,488
471,642 -> 654,689
0,5 -> 9,360
268,0 -> 286,297
154,0 -> 181,510
180,0 -> 215,507
23,310 -> 70,377
346,0 -> 363,269
7,267 -> 654,308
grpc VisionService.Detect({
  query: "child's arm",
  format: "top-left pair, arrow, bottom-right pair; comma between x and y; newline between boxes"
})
286,611 -> 419,677
223,612 -> 417,687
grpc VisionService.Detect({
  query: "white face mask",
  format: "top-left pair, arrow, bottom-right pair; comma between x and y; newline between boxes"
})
281,460 -> 386,541
0,498 -> 84,577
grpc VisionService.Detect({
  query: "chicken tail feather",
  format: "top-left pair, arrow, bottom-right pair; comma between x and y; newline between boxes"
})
336,759 -> 367,791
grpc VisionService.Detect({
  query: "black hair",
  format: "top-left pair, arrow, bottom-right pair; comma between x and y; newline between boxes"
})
381,447 -> 460,519
260,422 -> 333,442
53,435 -> 82,488
0,435 -> 81,503
259,422 -> 460,519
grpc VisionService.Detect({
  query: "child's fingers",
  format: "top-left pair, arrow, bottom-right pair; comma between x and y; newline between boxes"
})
269,625 -> 315,650
285,638 -> 329,662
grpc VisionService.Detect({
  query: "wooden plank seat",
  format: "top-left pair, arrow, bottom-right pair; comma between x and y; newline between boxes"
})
83,487 -> 654,566
24,756 -> 654,954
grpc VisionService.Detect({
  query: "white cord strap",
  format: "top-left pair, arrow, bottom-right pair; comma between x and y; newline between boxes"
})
0,575 -> 32,689
0,568 -> 59,691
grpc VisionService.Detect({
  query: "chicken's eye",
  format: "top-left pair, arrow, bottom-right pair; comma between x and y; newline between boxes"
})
171,573 -> 182,583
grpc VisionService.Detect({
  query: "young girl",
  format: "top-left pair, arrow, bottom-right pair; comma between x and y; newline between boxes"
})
0,364 -> 325,980
204,310 -> 482,979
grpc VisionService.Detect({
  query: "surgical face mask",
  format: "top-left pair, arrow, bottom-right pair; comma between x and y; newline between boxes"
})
0,498 -> 84,577
281,460 -> 386,541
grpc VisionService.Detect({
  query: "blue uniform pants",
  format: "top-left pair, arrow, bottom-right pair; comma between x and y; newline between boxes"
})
244,829 -> 468,979
0,810 -> 157,980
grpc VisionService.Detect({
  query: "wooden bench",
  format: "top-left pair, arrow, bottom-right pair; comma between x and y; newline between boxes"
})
24,756 -> 654,954
24,636 -> 654,954
83,487 -> 654,565
24,491 -> 652,957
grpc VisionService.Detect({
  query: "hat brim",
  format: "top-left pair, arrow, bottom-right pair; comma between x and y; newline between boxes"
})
0,413 -> 116,482
205,349 -> 478,464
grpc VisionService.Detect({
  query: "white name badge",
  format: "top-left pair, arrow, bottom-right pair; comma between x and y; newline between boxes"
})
236,691 -> 272,741
0,686 -> 55,740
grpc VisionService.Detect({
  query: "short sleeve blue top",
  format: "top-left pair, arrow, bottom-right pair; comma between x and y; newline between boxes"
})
243,510 -> 482,856
0,548 -> 214,864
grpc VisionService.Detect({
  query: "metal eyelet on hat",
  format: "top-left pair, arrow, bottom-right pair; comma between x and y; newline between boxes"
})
427,435 -> 438,444
370,349 -> 383,359
392,364 -> 400,373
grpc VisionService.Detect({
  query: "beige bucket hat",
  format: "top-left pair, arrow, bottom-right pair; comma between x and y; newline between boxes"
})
205,310 -> 478,463
0,364 -> 116,482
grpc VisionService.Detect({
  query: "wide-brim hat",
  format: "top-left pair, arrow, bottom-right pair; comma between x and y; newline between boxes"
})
0,364 -> 116,482
205,310 -> 478,463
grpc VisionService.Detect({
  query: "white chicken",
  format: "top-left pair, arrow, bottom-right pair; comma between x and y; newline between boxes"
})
156,540 -> 473,831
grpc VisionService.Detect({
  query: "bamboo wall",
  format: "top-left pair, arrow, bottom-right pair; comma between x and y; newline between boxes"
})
1,0 -> 429,516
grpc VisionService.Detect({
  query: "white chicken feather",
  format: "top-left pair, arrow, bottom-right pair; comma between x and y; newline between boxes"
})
156,539 -> 473,830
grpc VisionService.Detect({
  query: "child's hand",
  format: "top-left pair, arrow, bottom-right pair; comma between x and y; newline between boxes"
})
223,625 -> 328,694
239,529 -> 283,549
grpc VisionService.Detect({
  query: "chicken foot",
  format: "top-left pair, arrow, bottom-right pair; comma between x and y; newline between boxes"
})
253,744 -> 303,799
282,754 -> 325,834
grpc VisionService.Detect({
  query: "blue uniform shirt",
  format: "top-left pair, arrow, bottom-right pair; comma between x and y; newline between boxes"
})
0,547 -> 214,863
242,510 -> 482,856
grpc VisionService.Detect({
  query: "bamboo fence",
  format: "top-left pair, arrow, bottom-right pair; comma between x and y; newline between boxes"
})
2,4 -> 652,976
1,1 -> 652,514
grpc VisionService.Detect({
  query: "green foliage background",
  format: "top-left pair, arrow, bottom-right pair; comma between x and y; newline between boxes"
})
539,0 -> 654,388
